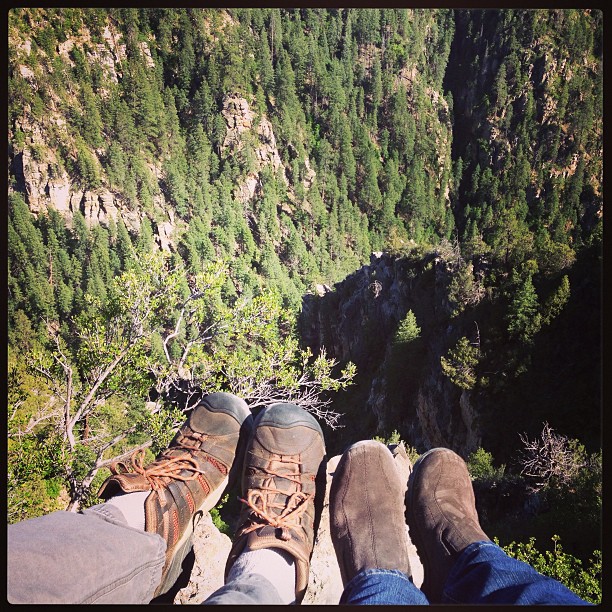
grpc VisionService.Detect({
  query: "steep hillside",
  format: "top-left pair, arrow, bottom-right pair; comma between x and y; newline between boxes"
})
300,241 -> 600,464
8,8 -> 455,320
298,9 -> 602,464
447,9 -> 602,259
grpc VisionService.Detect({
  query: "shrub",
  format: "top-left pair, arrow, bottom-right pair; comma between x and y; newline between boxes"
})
467,447 -> 505,481
210,494 -> 231,536
500,535 -> 601,604
518,422 -> 586,490
373,429 -> 420,464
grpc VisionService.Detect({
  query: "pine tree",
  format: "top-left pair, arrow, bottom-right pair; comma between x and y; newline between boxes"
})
441,336 -> 479,390
507,268 -> 542,343
8,194 -> 54,324
81,82 -> 104,148
394,310 -> 421,345
338,118 -> 356,197
136,217 -> 155,254
542,275 -> 570,325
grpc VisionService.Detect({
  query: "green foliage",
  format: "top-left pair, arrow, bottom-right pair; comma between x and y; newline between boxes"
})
393,310 -> 420,345
9,249 -> 356,513
210,493 -> 231,536
72,137 -> 101,189
446,259 -> 485,316
516,424 -> 601,561
537,236 -> 576,276
440,336 -> 479,390
500,536 -> 601,604
7,354 -> 69,523
541,275 -> 570,326
373,430 -> 420,464
467,447 -> 505,481
451,9 -> 601,264
8,7 -> 470,296
538,448 -> 602,555
141,406 -> 187,455
506,267 -> 542,343
374,429 -> 402,446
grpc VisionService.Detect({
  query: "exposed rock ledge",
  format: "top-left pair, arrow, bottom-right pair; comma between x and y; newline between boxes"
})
174,445 -> 423,604
13,145 -> 174,248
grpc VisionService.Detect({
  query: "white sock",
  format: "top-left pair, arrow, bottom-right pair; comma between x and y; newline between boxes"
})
228,548 -> 296,604
105,491 -> 149,531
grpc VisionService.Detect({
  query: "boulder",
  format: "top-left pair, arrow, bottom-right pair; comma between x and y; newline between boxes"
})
174,512 -> 232,604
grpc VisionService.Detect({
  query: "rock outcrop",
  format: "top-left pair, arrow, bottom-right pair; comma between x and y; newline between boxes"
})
174,512 -> 233,604
300,251 -> 483,456
221,93 -> 287,203
220,93 -> 317,206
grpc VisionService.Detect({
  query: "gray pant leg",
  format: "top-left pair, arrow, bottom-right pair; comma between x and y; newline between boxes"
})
7,504 -> 166,604
203,572 -> 285,605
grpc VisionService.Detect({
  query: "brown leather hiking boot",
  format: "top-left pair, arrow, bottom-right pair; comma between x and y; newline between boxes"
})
406,447 -> 490,603
330,440 -> 412,586
225,403 -> 326,603
98,392 -> 252,597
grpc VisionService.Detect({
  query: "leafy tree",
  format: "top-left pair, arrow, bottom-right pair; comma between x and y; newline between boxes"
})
467,447 -> 506,482
13,251 -> 355,513
359,145 -> 383,217
537,234 -> 576,276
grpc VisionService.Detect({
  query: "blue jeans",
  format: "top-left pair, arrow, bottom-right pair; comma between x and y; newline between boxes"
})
341,541 -> 591,605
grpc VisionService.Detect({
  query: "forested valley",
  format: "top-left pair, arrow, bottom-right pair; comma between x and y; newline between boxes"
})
7,8 -> 602,600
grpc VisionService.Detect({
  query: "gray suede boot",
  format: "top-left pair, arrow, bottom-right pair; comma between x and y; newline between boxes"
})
330,440 -> 412,586
406,447 -> 490,603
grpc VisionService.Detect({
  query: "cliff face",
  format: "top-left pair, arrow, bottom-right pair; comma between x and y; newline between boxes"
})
300,251 -> 482,456
8,15 -> 291,253
12,130 -> 144,233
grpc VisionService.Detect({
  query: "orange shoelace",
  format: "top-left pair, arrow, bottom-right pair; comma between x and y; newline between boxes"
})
111,447 -> 207,491
239,458 -> 312,541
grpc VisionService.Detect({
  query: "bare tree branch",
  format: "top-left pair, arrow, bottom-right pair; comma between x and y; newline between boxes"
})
518,422 -> 584,490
